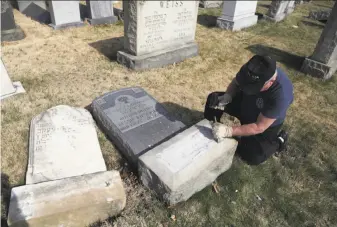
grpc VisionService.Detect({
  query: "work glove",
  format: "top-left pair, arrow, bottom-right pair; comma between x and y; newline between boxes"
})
212,122 -> 233,142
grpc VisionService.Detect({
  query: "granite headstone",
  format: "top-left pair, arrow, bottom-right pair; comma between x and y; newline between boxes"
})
86,1 -> 118,25
265,0 -> 295,22
26,105 -> 107,184
1,0 -> 25,41
200,1 -> 223,8
48,0 -> 84,29
17,1 -> 51,24
91,87 -> 186,166
117,1 -> 199,70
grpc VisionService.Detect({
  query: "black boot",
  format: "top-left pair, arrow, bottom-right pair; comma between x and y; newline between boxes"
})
277,130 -> 288,152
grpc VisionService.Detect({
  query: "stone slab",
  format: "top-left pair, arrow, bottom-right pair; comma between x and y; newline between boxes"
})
117,42 -> 198,70
26,105 -> 106,184
139,119 -> 238,205
86,1 -> 115,19
266,0 -> 294,22
123,1 -> 199,56
220,0 -> 258,21
8,171 -> 126,227
200,1 -> 223,8
217,14 -> 258,31
17,1 -> 51,24
0,81 -> 26,100
309,9 -> 331,22
0,60 -> 25,100
49,1 -> 82,27
1,27 -> 25,42
91,87 -> 186,166
1,1 -> 16,31
87,16 -> 118,25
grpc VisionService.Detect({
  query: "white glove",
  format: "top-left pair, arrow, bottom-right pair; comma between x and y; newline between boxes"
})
216,94 -> 232,110
212,122 -> 233,142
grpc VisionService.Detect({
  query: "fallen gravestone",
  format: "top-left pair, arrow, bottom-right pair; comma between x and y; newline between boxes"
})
8,171 -> 126,227
17,1 -> 51,24
217,0 -> 258,31
91,87 -> 186,166
1,59 -> 25,100
117,1 -> 199,70
86,0 -> 118,25
308,9 -> 331,22
26,105 -> 107,184
265,0 -> 296,22
1,0 -> 25,42
139,119 -> 238,205
49,0 -> 84,29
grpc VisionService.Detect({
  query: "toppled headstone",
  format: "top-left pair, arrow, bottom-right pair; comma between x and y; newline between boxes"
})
217,0 -> 258,31
26,105 -> 107,184
49,0 -> 84,29
139,119 -> 238,205
265,0 -> 296,22
1,60 -> 25,100
117,1 -> 199,70
308,9 -> 331,22
86,1 -> 118,25
8,171 -> 126,227
17,1 -> 51,24
1,0 -> 25,42
92,87 -> 185,166
200,1 -> 223,8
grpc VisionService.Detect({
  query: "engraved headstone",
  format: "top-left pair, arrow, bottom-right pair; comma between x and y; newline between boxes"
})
26,105 -> 107,184
117,1 -> 199,70
301,1 -> 337,79
1,0 -> 25,41
48,0 -> 84,29
17,1 -> 51,24
86,1 -> 118,25
1,60 -> 25,100
91,87 -> 186,166
139,119 -> 238,205
216,0 -> 258,31
265,0 -> 296,22
200,1 -> 223,8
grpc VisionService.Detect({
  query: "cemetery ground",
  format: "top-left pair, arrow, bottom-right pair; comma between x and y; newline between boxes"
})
1,1 -> 337,227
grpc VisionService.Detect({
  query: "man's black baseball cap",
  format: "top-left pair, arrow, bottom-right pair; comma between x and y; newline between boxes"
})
235,55 -> 276,95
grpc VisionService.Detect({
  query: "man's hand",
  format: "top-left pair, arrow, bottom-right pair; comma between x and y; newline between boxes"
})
212,122 -> 233,142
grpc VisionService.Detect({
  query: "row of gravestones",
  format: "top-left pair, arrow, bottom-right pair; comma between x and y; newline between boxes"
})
7,87 -> 239,226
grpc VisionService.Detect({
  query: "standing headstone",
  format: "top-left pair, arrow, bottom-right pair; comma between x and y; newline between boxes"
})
86,1 -> 118,25
91,87 -> 186,166
26,105 -> 107,184
301,2 -> 337,79
48,0 -> 84,29
139,119 -> 238,205
1,60 -> 25,100
200,1 -> 223,8
265,0 -> 296,22
1,0 -> 25,42
216,0 -> 258,31
117,1 -> 199,70
309,9 -> 331,22
17,1 -> 50,24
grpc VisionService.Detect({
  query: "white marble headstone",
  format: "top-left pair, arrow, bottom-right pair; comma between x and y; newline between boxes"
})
0,60 -> 16,98
26,105 -> 106,184
48,1 -> 82,27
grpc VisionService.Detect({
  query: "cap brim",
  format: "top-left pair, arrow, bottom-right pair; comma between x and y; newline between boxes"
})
236,65 -> 265,95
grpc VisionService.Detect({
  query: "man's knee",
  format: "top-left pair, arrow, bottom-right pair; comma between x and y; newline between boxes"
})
236,139 -> 275,165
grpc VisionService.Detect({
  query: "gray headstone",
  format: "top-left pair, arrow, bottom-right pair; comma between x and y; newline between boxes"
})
1,1 -> 25,41
86,1 -> 118,25
309,9 -> 331,22
91,87 -> 186,166
117,1 -> 199,70
27,105 -> 107,184
139,119 -> 238,205
200,1 -> 223,8
48,1 -> 84,29
17,1 -> 51,24
265,0 -> 295,22
301,2 -> 337,79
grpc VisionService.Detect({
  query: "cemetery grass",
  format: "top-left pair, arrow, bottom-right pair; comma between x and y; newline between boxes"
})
1,1 -> 337,226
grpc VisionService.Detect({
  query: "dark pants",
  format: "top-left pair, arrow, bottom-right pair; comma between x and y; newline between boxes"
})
204,92 -> 282,165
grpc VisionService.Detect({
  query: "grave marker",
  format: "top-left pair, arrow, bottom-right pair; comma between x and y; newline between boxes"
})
1,60 -> 25,100
91,87 -> 185,166
86,1 -> 118,25
26,105 -> 107,184
17,1 -> 50,24
49,0 -> 84,29
1,0 -> 25,41
216,0 -> 258,31
265,0 -> 296,22
117,1 -> 199,70
200,1 -> 223,8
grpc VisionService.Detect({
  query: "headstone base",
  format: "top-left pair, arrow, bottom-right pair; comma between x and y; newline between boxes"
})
139,119 -> 238,205
0,81 -> 25,100
200,1 -> 223,8
1,27 -> 25,42
87,16 -> 118,25
117,42 -> 198,70
216,15 -> 258,31
301,58 -> 336,80
49,21 -> 85,30
8,171 -> 126,227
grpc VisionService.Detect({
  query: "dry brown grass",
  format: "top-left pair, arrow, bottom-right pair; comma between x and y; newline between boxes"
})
2,1 -> 337,226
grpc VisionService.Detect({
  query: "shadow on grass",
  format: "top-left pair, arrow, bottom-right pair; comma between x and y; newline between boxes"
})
89,37 -> 124,61
301,20 -> 325,29
246,44 -> 305,71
